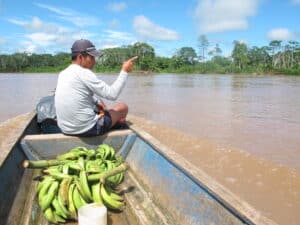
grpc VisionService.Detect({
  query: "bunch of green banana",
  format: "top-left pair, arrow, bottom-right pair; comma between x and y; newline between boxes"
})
100,183 -> 125,210
30,144 -> 128,223
96,144 -> 116,160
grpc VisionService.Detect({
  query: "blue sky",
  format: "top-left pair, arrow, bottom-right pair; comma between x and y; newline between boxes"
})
0,0 -> 299,57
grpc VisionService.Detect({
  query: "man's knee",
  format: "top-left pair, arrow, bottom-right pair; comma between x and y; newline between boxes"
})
118,103 -> 128,114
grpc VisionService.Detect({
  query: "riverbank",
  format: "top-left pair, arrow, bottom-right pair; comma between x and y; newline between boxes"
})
1,68 -> 300,76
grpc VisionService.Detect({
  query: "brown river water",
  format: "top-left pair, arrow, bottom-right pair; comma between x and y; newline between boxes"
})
0,73 -> 300,224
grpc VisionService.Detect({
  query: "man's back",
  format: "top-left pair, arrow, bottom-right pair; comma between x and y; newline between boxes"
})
55,64 -> 98,134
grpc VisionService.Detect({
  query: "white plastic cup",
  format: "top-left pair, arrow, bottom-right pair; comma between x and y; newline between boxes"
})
78,203 -> 107,225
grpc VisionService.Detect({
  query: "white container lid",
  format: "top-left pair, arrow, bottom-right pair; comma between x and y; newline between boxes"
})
78,203 -> 107,225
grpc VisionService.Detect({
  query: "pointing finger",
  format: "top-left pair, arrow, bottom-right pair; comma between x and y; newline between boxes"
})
128,56 -> 138,62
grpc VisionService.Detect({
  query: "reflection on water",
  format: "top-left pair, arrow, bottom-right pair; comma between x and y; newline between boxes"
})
1,73 -> 300,169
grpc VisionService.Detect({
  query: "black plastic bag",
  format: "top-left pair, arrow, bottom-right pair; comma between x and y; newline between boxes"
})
36,95 -> 61,133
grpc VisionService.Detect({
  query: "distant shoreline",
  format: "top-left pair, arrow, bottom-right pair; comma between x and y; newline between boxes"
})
0,70 -> 299,76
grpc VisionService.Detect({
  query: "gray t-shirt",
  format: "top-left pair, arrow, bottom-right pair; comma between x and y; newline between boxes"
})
55,64 -> 127,134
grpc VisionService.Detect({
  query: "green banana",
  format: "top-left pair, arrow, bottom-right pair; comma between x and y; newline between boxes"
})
86,164 -> 104,173
43,207 -> 57,223
95,152 -> 103,159
79,170 -> 92,201
52,197 -> 68,219
105,185 -> 124,202
115,155 -> 124,166
58,176 -> 72,205
43,170 -> 70,181
86,149 -> 96,160
107,171 -> 124,187
68,183 -> 77,219
96,144 -> 111,159
109,146 -> 116,160
118,172 -> 124,184
91,182 -> 103,204
53,210 -> 66,223
100,183 -> 124,210
42,165 -> 62,173
57,194 -> 70,219
36,176 -> 54,193
104,160 -> 115,171
38,177 -> 54,205
40,181 -> 59,211
70,146 -> 88,153
73,186 -> 88,210
74,177 -> 90,202
103,145 -> 111,159
68,161 -> 82,171
78,157 -> 85,170
62,163 -> 70,175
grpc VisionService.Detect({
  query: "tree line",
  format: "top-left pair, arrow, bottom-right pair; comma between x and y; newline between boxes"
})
0,36 -> 299,75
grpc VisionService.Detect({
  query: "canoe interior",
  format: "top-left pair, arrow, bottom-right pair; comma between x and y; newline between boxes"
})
1,116 -> 276,225
0,117 -> 40,224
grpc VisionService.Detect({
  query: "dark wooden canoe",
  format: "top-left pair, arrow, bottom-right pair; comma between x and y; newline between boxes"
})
0,113 -> 277,225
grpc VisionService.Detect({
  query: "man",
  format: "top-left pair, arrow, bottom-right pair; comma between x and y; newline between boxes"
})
55,39 -> 137,136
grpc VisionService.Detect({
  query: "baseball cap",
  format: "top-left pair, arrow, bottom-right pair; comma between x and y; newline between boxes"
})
71,39 -> 103,57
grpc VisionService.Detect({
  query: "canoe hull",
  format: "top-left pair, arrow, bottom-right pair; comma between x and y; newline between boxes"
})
0,114 -> 277,225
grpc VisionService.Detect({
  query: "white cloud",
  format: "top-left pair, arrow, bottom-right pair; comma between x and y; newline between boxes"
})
133,15 -> 180,41
7,14 -> 100,54
57,15 -> 99,27
99,30 -> 137,50
34,3 -> 71,16
102,43 -> 120,49
291,0 -> 300,4
24,44 -> 37,54
8,17 -> 61,33
103,30 -> 134,41
107,2 -> 127,12
16,29 -> 97,54
0,37 -> 5,44
267,28 -> 295,41
25,33 -> 57,46
27,17 -> 43,30
108,19 -> 120,28
7,18 -> 26,26
34,3 -> 100,27
194,0 -> 260,33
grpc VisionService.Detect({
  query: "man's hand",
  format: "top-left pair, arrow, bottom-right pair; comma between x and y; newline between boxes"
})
122,56 -> 138,72
97,99 -> 107,112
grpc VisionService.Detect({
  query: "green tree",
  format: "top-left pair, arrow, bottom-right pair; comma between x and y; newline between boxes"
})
247,46 -> 271,68
269,40 -> 282,67
198,35 -> 209,61
231,41 -> 249,69
154,57 -> 171,71
208,43 -> 222,58
132,42 -> 155,71
174,47 -> 197,64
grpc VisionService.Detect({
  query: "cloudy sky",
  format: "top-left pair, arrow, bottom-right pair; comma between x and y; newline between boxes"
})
0,0 -> 299,57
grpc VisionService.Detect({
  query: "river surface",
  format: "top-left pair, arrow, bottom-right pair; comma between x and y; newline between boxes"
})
1,73 -> 299,169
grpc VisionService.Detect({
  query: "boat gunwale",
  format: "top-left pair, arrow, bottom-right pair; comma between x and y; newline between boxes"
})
23,129 -> 134,141
0,112 -> 36,167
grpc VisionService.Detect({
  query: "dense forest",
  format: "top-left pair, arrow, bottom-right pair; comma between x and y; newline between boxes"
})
1,35 -> 299,75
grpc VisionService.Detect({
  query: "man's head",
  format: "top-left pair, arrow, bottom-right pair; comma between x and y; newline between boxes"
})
71,39 -> 102,69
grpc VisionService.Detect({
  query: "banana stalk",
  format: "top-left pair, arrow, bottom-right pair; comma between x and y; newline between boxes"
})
87,163 -> 128,182
23,159 -> 67,168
